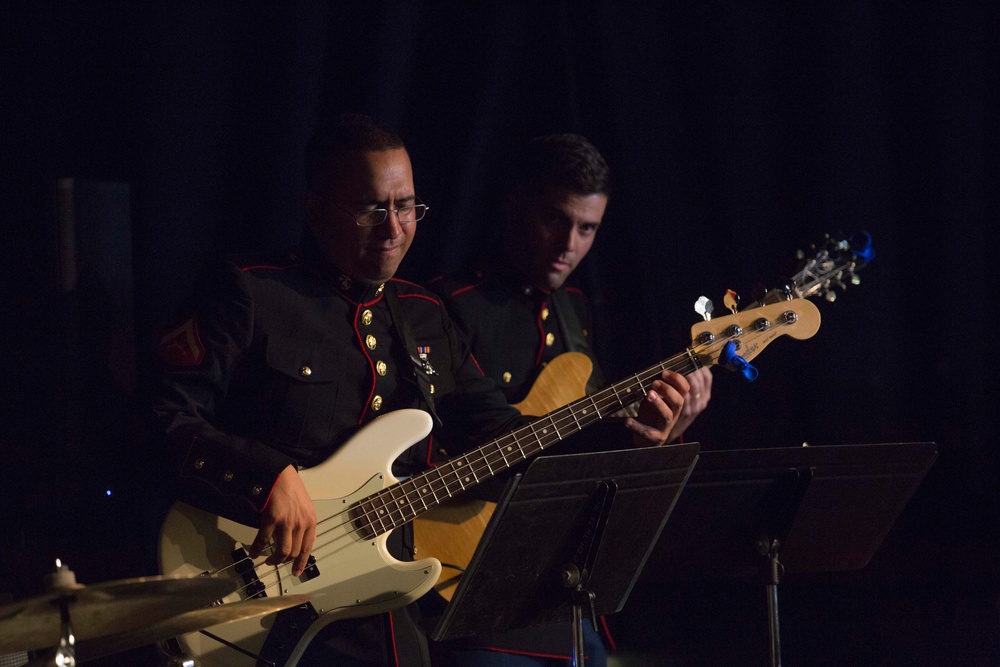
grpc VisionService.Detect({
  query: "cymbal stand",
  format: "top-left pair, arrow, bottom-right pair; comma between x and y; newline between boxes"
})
26,560 -> 77,667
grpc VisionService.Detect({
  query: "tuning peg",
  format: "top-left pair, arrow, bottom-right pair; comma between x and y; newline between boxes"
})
694,296 -> 714,321
723,289 -> 739,314
825,291 -> 837,303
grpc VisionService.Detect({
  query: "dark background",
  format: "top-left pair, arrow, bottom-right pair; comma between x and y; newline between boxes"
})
1,2 -> 996,665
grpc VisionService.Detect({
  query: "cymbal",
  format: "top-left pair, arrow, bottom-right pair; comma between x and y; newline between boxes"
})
76,595 -> 312,662
0,574 -> 238,653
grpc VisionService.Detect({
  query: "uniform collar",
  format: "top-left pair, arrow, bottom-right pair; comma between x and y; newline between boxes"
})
299,243 -> 387,304
335,274 -> 386,304
482,263 -> 553,302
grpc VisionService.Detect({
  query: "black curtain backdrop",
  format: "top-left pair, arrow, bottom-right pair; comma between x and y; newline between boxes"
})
2,2 -> 997,665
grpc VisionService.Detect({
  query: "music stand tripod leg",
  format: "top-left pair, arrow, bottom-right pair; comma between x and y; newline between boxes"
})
760,538 -> 783,667
559,480 -> 617,667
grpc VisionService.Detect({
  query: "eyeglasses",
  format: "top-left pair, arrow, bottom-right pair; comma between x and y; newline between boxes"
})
333,199 -> 429,227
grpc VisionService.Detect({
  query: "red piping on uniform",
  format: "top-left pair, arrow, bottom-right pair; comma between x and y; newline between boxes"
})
397,292 -> 441,306
262,472 -> 279,510
424,434 -> 438,467
389,610 -> 400,667
534,301 -> 547,366
600,615 -> 616,650
479,647 -> 575,660
240,264 -> 290,272
565,285 -> 583,295
449,283 -> 480,296
469,351 -> 486,376
390,276 -> 422,288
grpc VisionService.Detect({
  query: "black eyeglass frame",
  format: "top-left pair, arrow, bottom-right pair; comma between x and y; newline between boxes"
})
332,199 -> 429,227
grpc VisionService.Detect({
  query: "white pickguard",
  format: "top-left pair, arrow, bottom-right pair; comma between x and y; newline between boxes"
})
158,409 -> 441,667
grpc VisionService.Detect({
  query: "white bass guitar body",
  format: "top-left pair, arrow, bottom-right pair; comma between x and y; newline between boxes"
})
158,409 -> 440,667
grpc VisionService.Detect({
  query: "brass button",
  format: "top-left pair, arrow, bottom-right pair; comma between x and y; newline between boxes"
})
193,459 -> 205,470
223,471 -> 234,482
300,366 -> 312,377
541,307 -> 549,321
376,283 -> 385,294
376,360 -> 387,376
371,395 -> 383,411
502,371 -> 512,383
545,332 -> 555,347
251,485 -> 262,496
365,334 -> 377,350
361,309 -> 373,326
429,384 -> 435,394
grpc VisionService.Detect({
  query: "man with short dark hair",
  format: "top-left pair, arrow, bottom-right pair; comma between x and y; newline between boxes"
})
430,133 -> 711,666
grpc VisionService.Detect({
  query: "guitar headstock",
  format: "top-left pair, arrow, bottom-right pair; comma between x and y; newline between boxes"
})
785,231 -> 874,303
690,298 -> 821,373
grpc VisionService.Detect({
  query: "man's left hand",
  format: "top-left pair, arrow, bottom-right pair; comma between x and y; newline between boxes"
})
625,369 -> 690,447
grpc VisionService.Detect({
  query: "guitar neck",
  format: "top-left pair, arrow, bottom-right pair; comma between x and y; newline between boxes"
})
352,348 -> 703,537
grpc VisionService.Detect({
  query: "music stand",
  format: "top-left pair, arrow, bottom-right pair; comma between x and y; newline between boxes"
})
643,441 -> 937,667
431,443 -> 700,666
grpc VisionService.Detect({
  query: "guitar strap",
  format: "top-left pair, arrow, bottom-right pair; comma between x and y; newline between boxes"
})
385,281 -> 443,427
547,288 -> 603,395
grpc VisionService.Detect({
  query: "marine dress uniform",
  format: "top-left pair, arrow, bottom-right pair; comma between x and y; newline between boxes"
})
151,246 -> 524,666
429,266 -> 617,665
432,267 -> 605,406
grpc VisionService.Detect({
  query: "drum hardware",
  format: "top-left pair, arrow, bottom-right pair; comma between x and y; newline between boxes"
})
0,559 -> 237,665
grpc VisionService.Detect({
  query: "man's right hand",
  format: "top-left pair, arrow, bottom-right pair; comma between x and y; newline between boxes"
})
249,464 -> 316,577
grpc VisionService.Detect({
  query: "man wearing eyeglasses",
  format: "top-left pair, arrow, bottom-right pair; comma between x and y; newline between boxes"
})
150,114 -> 535,666
429,134 -> 712,667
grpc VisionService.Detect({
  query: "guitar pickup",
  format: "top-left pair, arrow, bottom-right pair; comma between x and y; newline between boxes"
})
299,554 -> 320,582
232,546 -> 267,598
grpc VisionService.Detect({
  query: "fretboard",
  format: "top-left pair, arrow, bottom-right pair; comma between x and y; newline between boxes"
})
349,347 -> 703,539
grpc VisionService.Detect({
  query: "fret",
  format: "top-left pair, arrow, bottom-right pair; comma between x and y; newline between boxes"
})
435,464 -> 460,499
482,445 -> 497,475
410,480 -> 431,513
424,468 -> 444,503
567,403 -> 582,430
465,454 -> 481,485
383,485 -> 414,527
548,412 -> 562,440
360,498 -> 390,537
452,457 -> 469,491
496,438 -> 512,467
367,499 -> 387,531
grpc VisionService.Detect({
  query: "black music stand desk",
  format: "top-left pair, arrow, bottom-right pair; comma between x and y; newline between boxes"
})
644,441 -> 937,666
432,443 -> 700,666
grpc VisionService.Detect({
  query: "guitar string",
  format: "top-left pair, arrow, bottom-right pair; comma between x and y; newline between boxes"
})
207,314 -> 798,600
326,324 -> 747,538
205,327 -> 747,598
199,343 -> 708,599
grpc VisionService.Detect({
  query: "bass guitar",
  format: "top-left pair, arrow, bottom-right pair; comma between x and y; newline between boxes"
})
413,231 -> 874,600
158,298 -> 820,666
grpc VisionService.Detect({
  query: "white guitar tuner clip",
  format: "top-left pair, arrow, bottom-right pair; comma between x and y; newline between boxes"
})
694,296 -> 713,321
